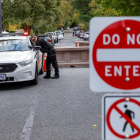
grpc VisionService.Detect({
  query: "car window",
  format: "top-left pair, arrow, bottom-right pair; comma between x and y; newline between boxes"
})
56,32 -> 60,35
0,39 -> 29,52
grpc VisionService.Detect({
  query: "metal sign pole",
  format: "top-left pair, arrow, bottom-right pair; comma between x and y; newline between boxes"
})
0,0 -> 2,37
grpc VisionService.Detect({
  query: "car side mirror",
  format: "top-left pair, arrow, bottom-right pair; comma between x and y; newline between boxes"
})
28,45 -> 33,49
34,46 -> 41,50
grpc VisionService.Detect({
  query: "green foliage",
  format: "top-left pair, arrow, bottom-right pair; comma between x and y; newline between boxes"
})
71,0 -> 92,29
56,0 -> 75,29
71,0 -> 91,13
2,0 -> 61,33
30,29 -> 35,36
72,13 -> 80,26
101,0 -> 140,16
82,22 -> 89,31
89,0 -> 140,17
89,0 -> 120,16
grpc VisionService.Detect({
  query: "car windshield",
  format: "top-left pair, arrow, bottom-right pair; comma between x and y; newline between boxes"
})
0,39 -> 29,52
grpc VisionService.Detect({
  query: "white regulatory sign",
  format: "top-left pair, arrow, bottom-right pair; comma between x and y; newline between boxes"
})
102,94 -> 140,140
90,17 -> 140,92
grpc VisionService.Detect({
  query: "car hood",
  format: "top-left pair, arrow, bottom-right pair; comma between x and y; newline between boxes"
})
0,51 -> 33,63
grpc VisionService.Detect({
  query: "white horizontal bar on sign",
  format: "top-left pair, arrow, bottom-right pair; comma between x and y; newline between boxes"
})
97,49 -> 140,62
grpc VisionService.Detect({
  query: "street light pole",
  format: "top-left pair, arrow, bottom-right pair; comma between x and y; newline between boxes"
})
0,0 -> 2,37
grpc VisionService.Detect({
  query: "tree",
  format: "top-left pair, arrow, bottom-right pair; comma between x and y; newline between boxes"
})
2,0 -> 61,34
70,0 -> 92,30
89,0 -> 120,17
56,0 -> 75,29
101,0 -> 140,16
71,0 -> 92,23
89,0 -> 140,17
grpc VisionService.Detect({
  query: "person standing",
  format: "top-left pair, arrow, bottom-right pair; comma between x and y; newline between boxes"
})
31,35 -> 59,79
73,32 -> 74,37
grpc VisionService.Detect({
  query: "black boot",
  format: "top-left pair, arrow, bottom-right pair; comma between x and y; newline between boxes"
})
51,73 -> 59,79
43,74 -> 51,79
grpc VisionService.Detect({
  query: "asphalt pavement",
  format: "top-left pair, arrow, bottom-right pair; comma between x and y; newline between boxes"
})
0,31 -> 104,140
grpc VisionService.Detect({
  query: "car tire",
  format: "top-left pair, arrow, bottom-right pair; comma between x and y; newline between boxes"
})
30,64 -> 38,85
39,58 -> 44,75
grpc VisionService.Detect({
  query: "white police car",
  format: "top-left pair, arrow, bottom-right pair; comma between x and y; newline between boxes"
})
0,36 -> 44,85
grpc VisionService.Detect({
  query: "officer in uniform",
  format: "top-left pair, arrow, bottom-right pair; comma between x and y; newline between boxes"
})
31,35 -> 59,79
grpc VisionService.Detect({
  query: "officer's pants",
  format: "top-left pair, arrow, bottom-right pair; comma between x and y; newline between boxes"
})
46,48 -> 59,75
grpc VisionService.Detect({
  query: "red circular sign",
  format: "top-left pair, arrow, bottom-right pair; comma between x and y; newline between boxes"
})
106,98 -> 140,139
93,20 -> 140,90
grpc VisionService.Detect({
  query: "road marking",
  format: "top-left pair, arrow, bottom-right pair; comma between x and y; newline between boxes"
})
20,96 -> 38,140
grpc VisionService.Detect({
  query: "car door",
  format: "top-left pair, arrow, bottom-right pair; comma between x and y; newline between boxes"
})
29,38 -> 42,73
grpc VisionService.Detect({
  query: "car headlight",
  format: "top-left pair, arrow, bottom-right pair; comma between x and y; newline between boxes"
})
18,58 -> 33,66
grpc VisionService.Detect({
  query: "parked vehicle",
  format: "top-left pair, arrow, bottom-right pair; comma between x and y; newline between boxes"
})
55,30 -> 64,36
80,33 -> 84,39
75,30 -> 80,36
55,31 -> 64,40
45,32 -> 58,43
2,31 -> 9,34
84,32 -> 90,41
38,34 -> 55,46
0,36 -> 44,85
77,32 -> 82,38
56,32 -> 64,40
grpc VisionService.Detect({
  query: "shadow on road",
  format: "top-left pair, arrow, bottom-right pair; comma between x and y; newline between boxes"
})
0,82 -> 33,91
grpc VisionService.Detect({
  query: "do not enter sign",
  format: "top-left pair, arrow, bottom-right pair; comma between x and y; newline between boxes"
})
90,17 -> 140,92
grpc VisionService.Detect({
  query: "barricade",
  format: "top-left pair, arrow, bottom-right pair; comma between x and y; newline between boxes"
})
76,41 -> 89,47
77,42 -> 79,47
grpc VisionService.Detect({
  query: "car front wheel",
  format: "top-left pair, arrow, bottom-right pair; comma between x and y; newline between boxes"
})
39,58 -> 44,75
30,64 -> 38,85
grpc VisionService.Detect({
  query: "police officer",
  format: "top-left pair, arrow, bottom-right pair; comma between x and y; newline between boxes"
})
31,35 -> 59,79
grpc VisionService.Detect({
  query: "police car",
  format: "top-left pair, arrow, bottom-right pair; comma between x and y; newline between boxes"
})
0,36 -> 44,85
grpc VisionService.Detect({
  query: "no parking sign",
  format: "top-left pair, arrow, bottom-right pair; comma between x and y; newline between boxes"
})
90,17 -> 140,92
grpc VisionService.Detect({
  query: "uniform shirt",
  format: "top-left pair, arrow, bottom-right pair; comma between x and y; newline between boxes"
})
36,37 -> 53,53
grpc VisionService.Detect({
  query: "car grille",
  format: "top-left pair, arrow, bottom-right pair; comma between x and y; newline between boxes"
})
0,64 -> 17,73
0,77 -> 14,82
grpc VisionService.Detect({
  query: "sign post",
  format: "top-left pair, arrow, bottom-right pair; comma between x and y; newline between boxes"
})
89,17 -> 140,140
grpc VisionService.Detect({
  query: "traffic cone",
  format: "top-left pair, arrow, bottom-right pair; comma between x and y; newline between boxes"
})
77,42 -> 79,47
44,53 -> 47,72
